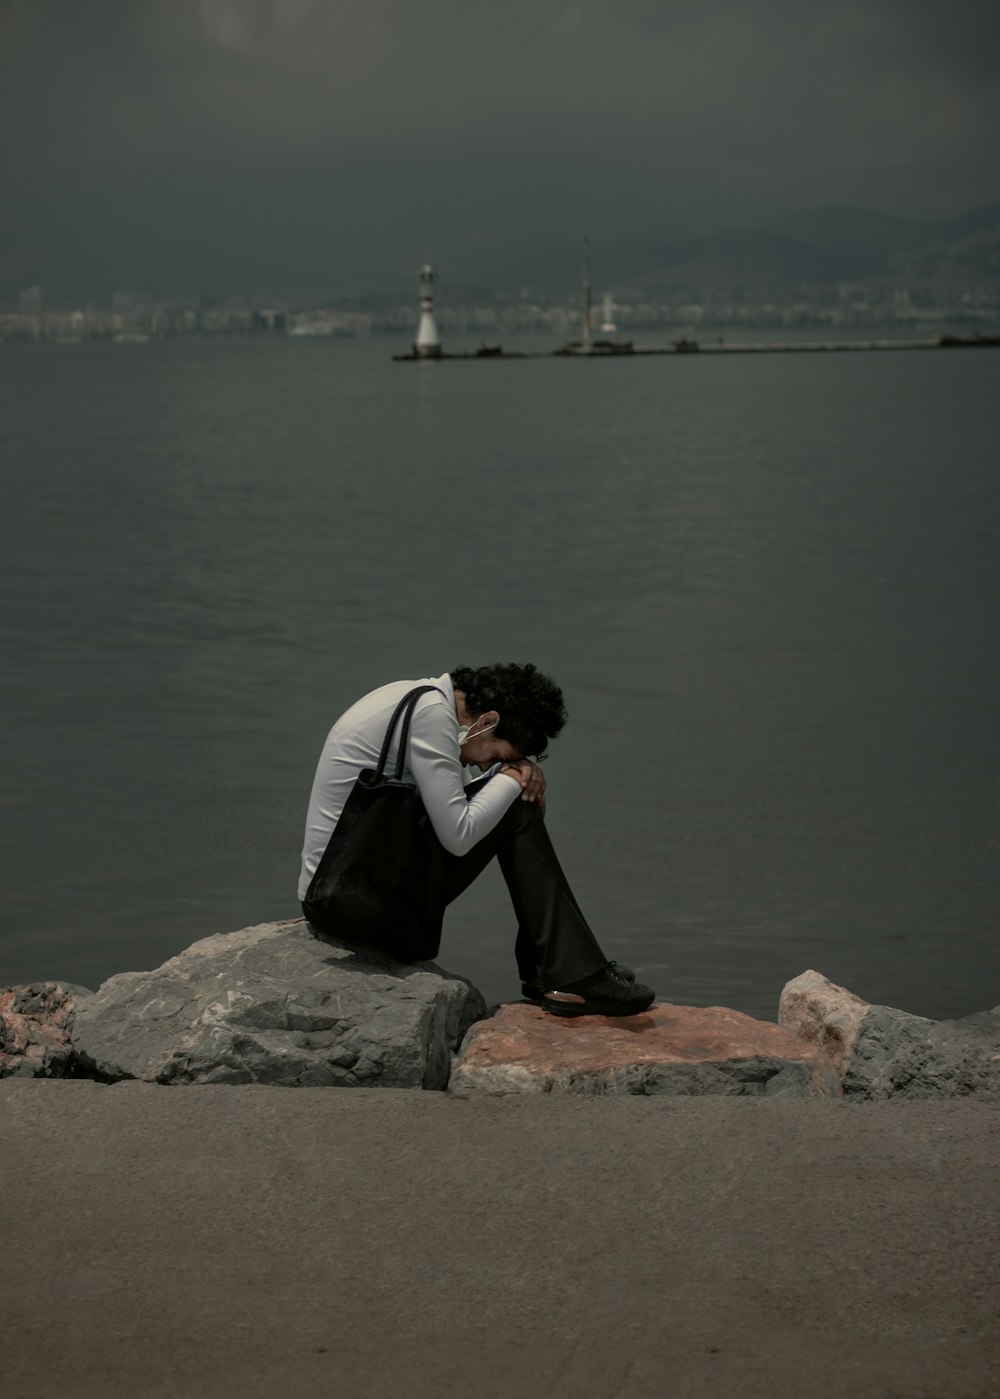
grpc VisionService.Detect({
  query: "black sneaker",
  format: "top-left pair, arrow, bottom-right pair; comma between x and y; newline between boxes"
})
521,960 -> 635,1005
541,963 -> 655,1018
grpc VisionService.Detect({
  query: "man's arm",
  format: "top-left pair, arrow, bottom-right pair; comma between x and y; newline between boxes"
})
408,702 -> 522,855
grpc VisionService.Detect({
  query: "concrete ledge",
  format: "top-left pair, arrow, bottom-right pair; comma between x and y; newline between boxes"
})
2,1081 -> 998,1399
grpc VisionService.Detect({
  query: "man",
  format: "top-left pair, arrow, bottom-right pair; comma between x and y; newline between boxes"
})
299,662 -> 655,1017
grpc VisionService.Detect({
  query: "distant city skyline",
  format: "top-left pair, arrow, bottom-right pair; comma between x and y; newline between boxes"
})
3,194 -> 998,319
2,1 -> 999,301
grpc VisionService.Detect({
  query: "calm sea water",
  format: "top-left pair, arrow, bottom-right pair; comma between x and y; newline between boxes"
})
2,333 -> 997,1021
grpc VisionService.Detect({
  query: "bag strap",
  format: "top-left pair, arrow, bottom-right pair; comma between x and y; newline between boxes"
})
374,685 -> 444,782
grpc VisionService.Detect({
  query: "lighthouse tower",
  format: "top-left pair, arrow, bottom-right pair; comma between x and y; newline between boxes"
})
414,263 -> 442,358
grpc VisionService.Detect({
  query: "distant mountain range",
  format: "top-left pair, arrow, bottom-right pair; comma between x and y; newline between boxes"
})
470,201 -> 1000,299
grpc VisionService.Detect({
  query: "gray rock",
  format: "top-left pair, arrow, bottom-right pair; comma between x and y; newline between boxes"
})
844,1005 -> 1000,1100
71,920 -> 488,1089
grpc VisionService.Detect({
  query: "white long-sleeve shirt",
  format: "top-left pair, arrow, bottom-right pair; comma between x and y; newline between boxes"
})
298,670 -> 522,899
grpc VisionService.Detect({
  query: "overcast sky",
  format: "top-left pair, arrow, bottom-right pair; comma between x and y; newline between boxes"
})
2,0 -> 998,300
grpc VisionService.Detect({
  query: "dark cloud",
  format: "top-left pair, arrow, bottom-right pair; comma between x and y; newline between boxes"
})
1,0 -> 997,297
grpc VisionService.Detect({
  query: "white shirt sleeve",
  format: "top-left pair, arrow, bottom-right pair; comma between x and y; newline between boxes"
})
408,700 -> 522,856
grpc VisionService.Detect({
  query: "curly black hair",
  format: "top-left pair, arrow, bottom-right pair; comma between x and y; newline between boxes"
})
450,663 -> 567,757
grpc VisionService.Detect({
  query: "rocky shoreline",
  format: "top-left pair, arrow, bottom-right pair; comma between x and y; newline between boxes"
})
2,918 -> 998,1098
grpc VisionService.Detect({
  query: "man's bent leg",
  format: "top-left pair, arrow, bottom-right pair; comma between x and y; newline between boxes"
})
440,798 -> 608,991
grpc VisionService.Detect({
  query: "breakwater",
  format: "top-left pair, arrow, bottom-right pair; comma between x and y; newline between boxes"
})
393,332 -> 1000,361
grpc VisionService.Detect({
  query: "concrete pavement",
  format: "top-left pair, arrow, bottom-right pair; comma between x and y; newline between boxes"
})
3,1081 -> 998,1398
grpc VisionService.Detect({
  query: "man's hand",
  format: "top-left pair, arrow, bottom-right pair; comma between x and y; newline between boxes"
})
500,760 -> 547,815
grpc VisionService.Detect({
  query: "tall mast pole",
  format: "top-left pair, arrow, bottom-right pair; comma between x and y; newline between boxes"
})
582,239 -> 592,351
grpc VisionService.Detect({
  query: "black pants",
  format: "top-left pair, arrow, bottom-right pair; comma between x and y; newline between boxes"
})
435,790 -> 609,991
303,788 -> 609,992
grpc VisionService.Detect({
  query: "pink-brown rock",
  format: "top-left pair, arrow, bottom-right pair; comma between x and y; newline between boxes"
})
778,970 -> 871,1075
449,1001 -> 836,1096
0,983 -> 90,1079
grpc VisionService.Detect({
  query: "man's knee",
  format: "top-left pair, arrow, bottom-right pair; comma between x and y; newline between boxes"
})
508,796 -> 544,831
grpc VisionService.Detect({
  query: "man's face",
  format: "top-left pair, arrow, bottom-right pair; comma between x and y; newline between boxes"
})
476,738 -> 524,771
460,725 -> 524,770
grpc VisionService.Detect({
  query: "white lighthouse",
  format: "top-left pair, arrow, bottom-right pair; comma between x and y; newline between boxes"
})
414,263 -> 442,358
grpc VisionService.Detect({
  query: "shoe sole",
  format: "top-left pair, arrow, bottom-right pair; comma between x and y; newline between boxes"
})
542,992 -> 655,1018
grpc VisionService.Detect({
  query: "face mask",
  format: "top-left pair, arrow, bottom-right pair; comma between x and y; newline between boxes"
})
457,719 -> 497,745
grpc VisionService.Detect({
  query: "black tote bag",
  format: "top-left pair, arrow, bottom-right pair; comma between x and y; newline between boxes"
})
302,685 -> 447,962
